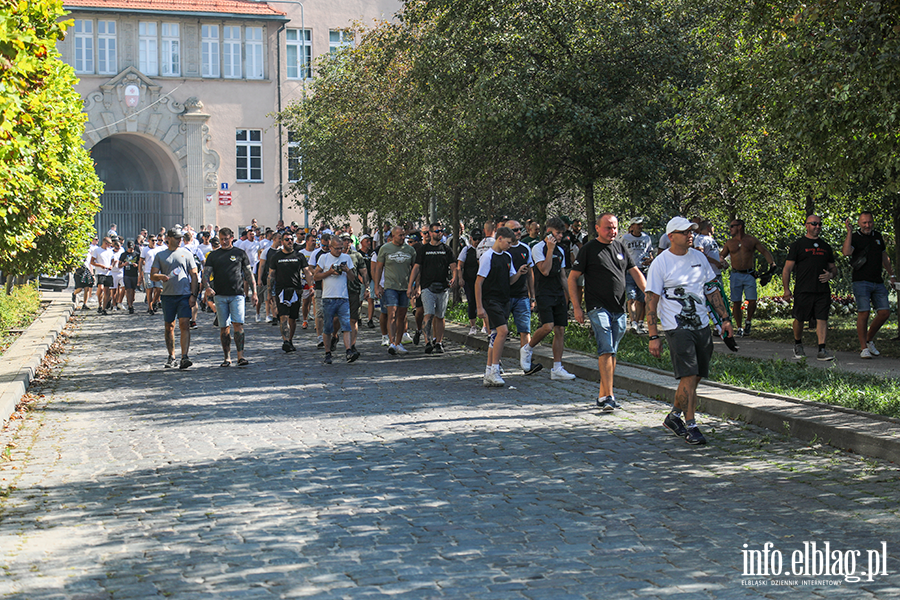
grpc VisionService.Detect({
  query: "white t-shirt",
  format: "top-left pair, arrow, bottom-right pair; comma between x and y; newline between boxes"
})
645,248 -> 716,331
84,245 -> 95,271
141,245 -> 161,274
693,233 -> 721,276
91,245 -> 114,275
658,233 -> 671,251
242,239 -> 262,271
110,249 -> 124,276
371,253 -> 385,287
475,236 -> 495,261
620,232 -> 653,273
317,252 -> 354,299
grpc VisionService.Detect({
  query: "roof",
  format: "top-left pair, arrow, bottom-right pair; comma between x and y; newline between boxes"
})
64,0 -> 287,19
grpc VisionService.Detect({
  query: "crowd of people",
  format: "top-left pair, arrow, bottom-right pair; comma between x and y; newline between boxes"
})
69,210 -> 897,447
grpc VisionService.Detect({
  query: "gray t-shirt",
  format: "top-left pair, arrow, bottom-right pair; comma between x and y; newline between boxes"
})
152,247 -> 198,296
376,242 -> 416,291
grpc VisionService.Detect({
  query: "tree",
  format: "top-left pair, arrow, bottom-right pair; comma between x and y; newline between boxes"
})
0,0 -> 103,287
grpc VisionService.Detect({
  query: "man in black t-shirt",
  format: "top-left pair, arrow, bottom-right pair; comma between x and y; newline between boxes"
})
203,227 -> 257,367
782,215 -> 837,361
269,231 -> 313,352
569,213 -> 646,411
408,222 -> 457,354
119,241 -> 141,314
841,212 -> 896,358
504,220 -> 536,365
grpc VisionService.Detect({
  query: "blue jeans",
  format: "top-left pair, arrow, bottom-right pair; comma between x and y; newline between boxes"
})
510,296 -> 531,334
323,297 -> 351,334
214,295 -> 246,327
625,272 -> 645,303
382,288 -> 408,308
588,307 -> 627,356
852,280 -> 890,312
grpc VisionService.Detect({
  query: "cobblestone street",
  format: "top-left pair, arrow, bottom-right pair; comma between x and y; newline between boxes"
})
1,311 -> 899,599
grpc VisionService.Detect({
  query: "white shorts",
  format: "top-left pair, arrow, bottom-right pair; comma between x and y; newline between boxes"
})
112,272 -> 124,288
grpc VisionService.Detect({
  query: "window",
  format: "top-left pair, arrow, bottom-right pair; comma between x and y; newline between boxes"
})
329,30 -> 354,53
246,26 -> 264,79
285,29 -> 311,79
161,23 -> 180,76
97,20 -> 117,74
236,129 -> 262,182
138,22 -> 158,76
288,131 -> 301,183
223,26 -> 241,78
74,19 -> 94,73
201,25 -> 219,77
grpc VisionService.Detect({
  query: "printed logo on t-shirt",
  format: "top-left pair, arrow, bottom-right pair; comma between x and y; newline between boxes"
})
616,253 -> 624,261
387,251 -> 412,263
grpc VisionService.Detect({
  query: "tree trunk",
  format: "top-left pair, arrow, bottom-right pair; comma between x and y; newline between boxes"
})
5,274 -> 13,295
584,178 -> 596,227
805,190 -> 816,217
451,187 -> 462,304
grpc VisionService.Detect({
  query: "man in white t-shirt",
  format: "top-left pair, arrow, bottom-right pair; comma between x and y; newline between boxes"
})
140,236 -> 163,314
645,217 -> 733,447
90,237 -> 115,315
313,237 -> 358,364
109,238 -> 125,310
620,217 -> 654,334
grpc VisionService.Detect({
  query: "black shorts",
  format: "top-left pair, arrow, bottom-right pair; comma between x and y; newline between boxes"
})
123,275 -> 139,290
96,274 -> 114,288
276,288 -> 301,320
792,292 -> 830,322
484,298 -> 510,331
349,290 -> 361,322
664,326 -> 713,379
75,267 -> 94,289
536,294 -> 568,328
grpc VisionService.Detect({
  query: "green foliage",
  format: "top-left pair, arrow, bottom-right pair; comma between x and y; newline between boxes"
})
0,282 -> 41,355
0,0 -> 103,277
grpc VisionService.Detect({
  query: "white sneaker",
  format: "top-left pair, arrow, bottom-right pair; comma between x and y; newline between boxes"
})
395,344 -> 409,354
255,313 -> 260,322
630,321 -> 639,334
637,322 -> 649,335
480,326 -> 488,335
867,340 -> 881,356
551,367 -> 576,381
860,348 -> 873,359
468,326 -> 478,336
265,316 -> 273,323
520,345 -> 533,370
381,335 -> 390,346
402,332 -> 413,344
483,369 -> 505,387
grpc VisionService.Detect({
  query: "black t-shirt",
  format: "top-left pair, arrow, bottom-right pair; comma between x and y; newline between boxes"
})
850,231 -> 886,283
416,242 -> 455,290
506,242 -> 532,298
121,250 -> 140,277
787,236 -> 834,294
206,247 -> 249,296
531,240 -> 567,299
571,239 -> 635,313
361,249 -> 375,279
269,249 -> 309,290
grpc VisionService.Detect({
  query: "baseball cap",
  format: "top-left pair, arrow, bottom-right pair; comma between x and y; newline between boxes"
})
166,227 -> 184,238
360,234 -> 372,241
470,229 -> 484,242
628,217 -> 645,226
665,216 -> 698,236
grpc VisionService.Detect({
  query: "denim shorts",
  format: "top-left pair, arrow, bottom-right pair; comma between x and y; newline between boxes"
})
144,276 -> 162,289
421,288 -> 449,318
625,272 -> 645,303
730,271 -> 757,302
382,288 -> 408,308
852,280 -> 890,312
214,294 -> 246,327
323,297 -> 351,334
509,296 -> 532,334
162,294 -> 193,323
587,307 -> 627,356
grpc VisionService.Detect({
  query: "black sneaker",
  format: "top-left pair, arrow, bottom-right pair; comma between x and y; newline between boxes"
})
330,336 -> 338,352
424,341 -> 434,354
607,398 -> 622,409
524,362 -> 543,376
413,329 -> 422,345
663,413 -> 688,437
324,353 -> 332,365
190,321 -> 198,330
596,397 -> 615,412
164,356 -> 176,368
98,307 -> 103,314
743,319 -> 752,336
81,304 -> 89,310
213,316 -> 219,327
128,306 -> 134,314
367,320 -> 375,329
100,309 -> 109,316
179,356 -> 192,370
347,349 -> 360,363
282,341 -> 291,353
388,345 -> 397,355
684,426 -> 707,445
433,342 -> 444,354
288,340 -> 296,353
317,341 -> 325,349
793,344 -> 805,359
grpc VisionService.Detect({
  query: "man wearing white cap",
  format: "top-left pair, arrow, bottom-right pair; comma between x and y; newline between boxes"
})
620,217 -> 654,334
645,216 -> 733,446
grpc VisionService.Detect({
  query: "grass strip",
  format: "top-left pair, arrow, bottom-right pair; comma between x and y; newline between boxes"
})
0,283 -> 42,357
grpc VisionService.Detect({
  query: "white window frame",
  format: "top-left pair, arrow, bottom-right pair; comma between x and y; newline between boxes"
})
73,19 -> 94,74
138,22 -> 158,76
329,29 -> 354,53
97,20 -> 117,75
202,24 -> 220,78
285,28 -> 311,79
223,26 -> 242,79
161,23 -> 180,77
236,129 -> 263,182
288,131 -> 301,183
245,26 -> 264,80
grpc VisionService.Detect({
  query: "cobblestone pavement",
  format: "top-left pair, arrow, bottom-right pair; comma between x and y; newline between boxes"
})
1,309 -> 899,599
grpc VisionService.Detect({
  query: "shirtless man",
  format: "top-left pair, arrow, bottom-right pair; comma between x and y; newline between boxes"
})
719,219 -> 776,336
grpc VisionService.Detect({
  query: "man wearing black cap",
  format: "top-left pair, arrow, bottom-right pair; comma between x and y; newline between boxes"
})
119,240 -> 141,314
150,228 -> 199,369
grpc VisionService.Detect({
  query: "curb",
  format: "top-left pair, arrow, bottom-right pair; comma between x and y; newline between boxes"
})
0,294 -> 73,425
440,321 -> 900,463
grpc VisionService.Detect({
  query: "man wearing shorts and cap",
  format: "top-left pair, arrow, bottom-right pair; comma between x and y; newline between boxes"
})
151,228 -> 199,369
646,216 -> 734,446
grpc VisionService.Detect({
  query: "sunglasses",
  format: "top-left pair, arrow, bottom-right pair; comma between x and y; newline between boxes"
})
511,227 -> 522,232
806,221 -> 822,226
431,229 -> 444,233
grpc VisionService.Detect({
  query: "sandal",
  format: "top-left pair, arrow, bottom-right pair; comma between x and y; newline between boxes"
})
237,358 -> 249,366
220,360 -> 232,367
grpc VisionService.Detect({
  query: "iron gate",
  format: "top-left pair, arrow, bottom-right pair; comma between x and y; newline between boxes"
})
95,191 -> 183,241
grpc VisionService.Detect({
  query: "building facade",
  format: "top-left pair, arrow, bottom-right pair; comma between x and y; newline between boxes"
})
59,0 -> 400,239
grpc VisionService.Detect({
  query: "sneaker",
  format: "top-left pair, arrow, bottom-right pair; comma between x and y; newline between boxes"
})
282,341 -> 291,353
288,340 -> 296,353
743,319 -> 752,336
433,342 -> 444,354
190,320 -> 198,330
867,340 -> 881,356
480,326 -> 488,335
100,309 -> 109,316
302,320 -> 308,329
98,307 -> 103,314
213,316 -> 219,328
402,332 -> 413,344
524,362 -> 543,375
520,344 -> 534,371
424,341 -> 434,354
72,292 -> 76,302
607,398 -> 622,409
271,318 -> 280,326
860,348 -> 873,359
81,304 -> 89,310
395,344 -> 409,355
793,344 -> 805,359
367,319 -> 375,329
483,369 -> 505,387
164,356 -> 176,368
684,425 -> 707,445
388,345 -> 397,355
816,348 -> 834,361
265,316 -> 273,323
413,330 -> 422,345
468,326 -> 478,336
735,327 -> 744,338
330,336 -> 338,352
128,306 -> 134,314
323,353 -> 332,365
179,356 -> 192,370
637,322 -> 649,335
316,340 -> 325,349
255,314 -> 260,323
596,397 -> 615,412
347,348 -> 360,363
663,413 -> 687,437
116,304 -> 123,311
381,335 -> 390,346
630,321 -> 640,334
551,366 -> 576,381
